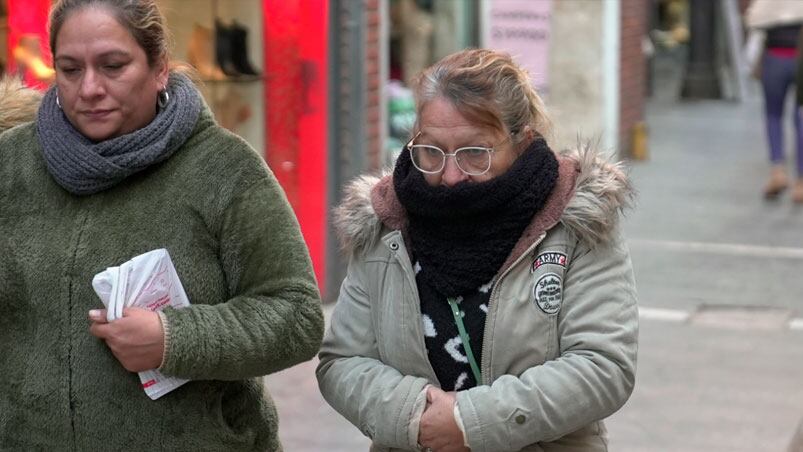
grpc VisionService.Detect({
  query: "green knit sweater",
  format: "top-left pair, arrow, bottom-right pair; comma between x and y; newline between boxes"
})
0,108 -> 324,451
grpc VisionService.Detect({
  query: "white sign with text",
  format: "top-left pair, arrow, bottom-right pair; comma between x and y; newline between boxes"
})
484,0 -> 552,92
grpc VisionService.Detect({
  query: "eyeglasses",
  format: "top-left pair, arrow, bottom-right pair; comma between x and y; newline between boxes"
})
405,131 -> 512,176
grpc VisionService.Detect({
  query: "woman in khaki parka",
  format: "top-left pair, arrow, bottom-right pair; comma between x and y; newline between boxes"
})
317,49 -> 639,452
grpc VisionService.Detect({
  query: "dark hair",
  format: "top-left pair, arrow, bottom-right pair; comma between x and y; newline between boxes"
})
49,0 -> 168,67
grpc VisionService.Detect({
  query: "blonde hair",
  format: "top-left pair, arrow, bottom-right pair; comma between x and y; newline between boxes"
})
413,48 -> 552,144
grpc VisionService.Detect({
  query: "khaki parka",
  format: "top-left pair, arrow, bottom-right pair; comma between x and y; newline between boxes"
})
317,147 -> 639,451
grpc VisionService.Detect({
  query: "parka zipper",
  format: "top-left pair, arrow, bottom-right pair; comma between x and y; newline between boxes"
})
481,232 -> 547,383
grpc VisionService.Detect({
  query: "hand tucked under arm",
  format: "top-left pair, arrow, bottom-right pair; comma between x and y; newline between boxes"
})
418,387 -> 470,452
89,307 -> 165,372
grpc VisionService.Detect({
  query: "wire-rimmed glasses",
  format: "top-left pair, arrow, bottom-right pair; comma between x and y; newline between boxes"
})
405,131 -> 511,176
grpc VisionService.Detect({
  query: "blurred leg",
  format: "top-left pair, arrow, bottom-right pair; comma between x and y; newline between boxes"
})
793,108 -> 803,202
762,53 -> 788,165
761,53 -> 792,197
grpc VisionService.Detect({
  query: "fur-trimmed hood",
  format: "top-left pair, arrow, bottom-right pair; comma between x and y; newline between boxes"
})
334,145 -> 634,258
0,77 -> 43,133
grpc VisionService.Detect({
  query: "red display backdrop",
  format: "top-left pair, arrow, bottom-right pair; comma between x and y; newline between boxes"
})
263,0 -> 328,293
6,0 -> 52,90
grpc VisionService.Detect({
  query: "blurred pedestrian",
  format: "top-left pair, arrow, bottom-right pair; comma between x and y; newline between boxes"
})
0,0 -> 324,450
317,48 -> 638,452
745,0 -> 803,201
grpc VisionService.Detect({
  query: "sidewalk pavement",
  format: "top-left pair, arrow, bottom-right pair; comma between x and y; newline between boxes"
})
266,344 -> 369,451
606,71 -> 803,451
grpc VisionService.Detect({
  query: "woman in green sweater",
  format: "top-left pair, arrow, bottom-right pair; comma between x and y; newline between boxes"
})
0,0 -> 324,450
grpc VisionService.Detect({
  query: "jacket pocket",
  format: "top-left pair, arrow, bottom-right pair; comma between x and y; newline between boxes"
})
202,381 -> 262,447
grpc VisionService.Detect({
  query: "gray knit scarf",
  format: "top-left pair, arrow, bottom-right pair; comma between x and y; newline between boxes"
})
36,72 -> 202,195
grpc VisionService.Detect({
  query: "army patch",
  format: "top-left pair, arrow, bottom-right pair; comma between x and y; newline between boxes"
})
531,251 -> 567,273
533,272 -> 562,314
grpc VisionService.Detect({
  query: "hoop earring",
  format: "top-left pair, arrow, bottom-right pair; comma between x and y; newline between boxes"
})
157,87 -> 169,109
56,94 -> 62,110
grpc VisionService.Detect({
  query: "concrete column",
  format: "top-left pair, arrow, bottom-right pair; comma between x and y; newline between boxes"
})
547,1 -> 606,150
603,0 -> 621,152
546,0 -> 620,154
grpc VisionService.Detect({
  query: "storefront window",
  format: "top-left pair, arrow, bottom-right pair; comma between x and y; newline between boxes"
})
158,0 -> 265,154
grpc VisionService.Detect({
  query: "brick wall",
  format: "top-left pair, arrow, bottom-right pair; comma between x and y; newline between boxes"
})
619,0 -> 648,157
365,0 -> 383,171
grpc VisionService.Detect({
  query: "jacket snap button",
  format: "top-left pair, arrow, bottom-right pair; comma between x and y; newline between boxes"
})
389,242 -> 399,250
515,414 -> 526,425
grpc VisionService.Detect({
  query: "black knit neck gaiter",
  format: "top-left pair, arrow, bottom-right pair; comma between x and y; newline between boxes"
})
393,138 -> 560,298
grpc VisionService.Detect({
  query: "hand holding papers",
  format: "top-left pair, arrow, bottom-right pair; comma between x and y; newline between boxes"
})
92,249 -> 191,400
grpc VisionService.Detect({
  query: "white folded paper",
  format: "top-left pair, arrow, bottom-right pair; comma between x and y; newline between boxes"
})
92,248 -> 191,400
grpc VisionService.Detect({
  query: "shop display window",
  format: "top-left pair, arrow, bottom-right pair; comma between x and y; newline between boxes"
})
159,0 -> 265,154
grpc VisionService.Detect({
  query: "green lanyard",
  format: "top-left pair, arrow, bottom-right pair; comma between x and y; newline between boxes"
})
447,297 -> 483,385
